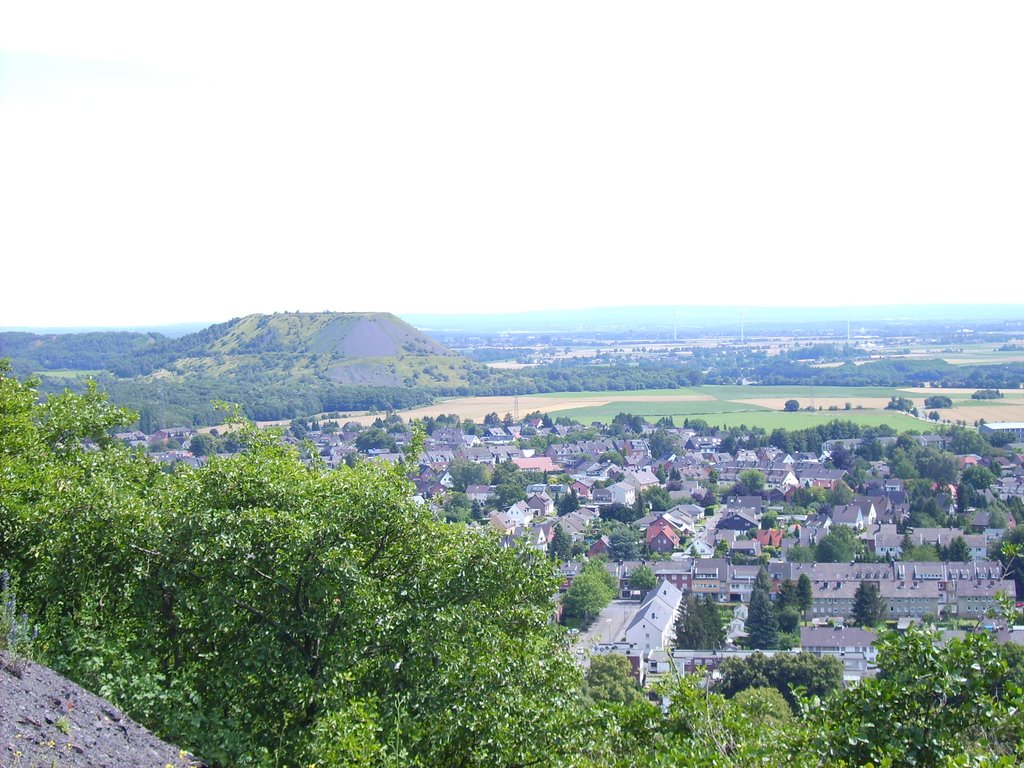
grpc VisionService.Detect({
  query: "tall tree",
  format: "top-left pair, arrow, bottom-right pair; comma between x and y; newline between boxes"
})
736,469 -> 766,496
754,566 -> 772,593
746,587 -> 779,650
852,581 -> 886,627
815,525 -> 858,563
563,560 -> 617,625
796,573 -> 813,615
548,524 -> 572,561
557,488 -> 580,516
946,535 -> 970,562
776,579 -> 799,610
675,594 -> 725,650
609,526 -> 641,561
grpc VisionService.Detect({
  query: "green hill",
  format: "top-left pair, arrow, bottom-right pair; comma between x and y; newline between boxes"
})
0,312 -> 481,426
166,312 -> 472,387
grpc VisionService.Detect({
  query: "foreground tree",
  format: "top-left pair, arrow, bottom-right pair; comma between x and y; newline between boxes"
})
0,369 -> 586,768
583,654 -> 645,706
805,629 -> 1024,766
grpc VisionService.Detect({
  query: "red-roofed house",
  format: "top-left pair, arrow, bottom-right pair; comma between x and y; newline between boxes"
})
646,519 -> 680,553
589,535 -> 611,557
512,457 -> 559,472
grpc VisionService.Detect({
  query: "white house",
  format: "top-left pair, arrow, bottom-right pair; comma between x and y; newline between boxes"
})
609,481 -> 637,507
625,580 -> 683,655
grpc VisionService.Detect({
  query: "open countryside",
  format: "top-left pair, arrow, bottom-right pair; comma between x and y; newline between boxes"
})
308,385 -> 1024,430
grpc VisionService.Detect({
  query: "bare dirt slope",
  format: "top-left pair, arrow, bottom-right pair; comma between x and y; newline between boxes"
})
0,652 -> 203,768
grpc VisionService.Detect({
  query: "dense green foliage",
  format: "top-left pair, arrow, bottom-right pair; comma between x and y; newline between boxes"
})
0,364 -> 582,766
2,364 -> 1022,768
716,651 -> 843,712
562,560 -> 618,625
852,581 -> 887,627
745,587 -> 779,649
674,594 -> 726,650
582,654 -> 645,706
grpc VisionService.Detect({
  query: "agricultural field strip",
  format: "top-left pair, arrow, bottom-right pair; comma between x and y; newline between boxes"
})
237,385 -> 1024,429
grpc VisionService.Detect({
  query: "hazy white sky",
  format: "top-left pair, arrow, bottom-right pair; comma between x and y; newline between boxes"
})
1,2 -> 1022,328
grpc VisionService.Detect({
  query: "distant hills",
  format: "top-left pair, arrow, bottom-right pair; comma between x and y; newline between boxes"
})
0,312 -> 482,427
4,307 -> 1023,431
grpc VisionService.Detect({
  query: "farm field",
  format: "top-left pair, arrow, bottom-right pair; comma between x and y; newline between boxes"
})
326,385 -> 956,430
548,400 -> 922,431
38,370 -> 104,380
892,343 -> 1024,366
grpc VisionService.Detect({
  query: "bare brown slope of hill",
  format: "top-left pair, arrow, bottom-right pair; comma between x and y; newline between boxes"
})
0,653 -> 203,768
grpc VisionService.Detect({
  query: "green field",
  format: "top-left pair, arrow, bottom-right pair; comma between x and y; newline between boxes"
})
39,370 -> 104,380
554,402 -> 922,430
539,384 -> 934,430
556,400 -> 770,421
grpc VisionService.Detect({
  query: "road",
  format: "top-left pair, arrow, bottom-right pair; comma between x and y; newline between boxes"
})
579,599 -> 639,648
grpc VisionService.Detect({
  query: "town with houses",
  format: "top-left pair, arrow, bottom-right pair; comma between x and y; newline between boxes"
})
118,413 -> 1024,693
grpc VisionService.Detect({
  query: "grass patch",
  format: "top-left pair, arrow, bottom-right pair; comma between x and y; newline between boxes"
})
38,369 -> 104,380
559,400 -> 769,422
704,410 -> 923,430
555,404 -> 924,430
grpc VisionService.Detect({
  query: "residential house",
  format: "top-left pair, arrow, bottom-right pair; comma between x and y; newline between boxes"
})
646,519 -> 680,553
589,536 -> 612,558
800,626 -> 877,684
609,481 -> 638,507
570,479 -> 595,499
720,564 -> 759,603
466,485 -> 494,504
687,538 -> 715,559
623,468 -> 661,494
795,467 -> 848,490
625,580 -> 683,654
526,492 -> 555,518
830,502 -> 875,531
716,508 -> 759,532
691,559 -> 729,601
729,539 -> 762,560
493,501 -> 533,531
651,559 -> 695,593
954,577 -> 1018,618
512,456 -> 559,473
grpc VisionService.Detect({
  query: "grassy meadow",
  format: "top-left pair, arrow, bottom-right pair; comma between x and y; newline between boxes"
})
536,385 -> 927,430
